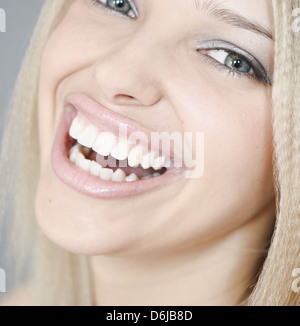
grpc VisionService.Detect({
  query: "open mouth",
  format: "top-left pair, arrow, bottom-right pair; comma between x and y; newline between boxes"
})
51,93 -> 183,199
68,113 -> 169,182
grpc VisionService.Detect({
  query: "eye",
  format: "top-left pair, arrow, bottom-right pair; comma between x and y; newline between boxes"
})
206,49 -> 252,74
94,0 -> 137,18
199,47 -> 271,85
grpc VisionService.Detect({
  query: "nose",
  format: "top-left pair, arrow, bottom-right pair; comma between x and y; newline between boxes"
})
93,31 -> 164,108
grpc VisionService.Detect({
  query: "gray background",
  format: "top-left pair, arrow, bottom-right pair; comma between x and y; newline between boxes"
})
0,0 -> 45,138
0,0 -> 45,300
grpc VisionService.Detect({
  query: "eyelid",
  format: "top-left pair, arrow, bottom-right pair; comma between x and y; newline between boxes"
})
95,0 -> 139,19
200,52 -> 257,84
197,40 -> 272,85
128,0 -> 138,14
121,0 -> 139,18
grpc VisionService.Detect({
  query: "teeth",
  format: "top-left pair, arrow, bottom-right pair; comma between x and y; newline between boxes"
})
69,143 -> 80,163
140,172 -> 162,180
69,143 -> 165,182
69,116 -> 85,140
75,153 -> 91,171
141,175 -> 153,180
77,124 -> 98,148
152,172 -> 161,177
70,151 -> 78,164
163,159 -> 172,168
90,161 -> 102,177
152,156 -> 167,171
69,116 -> 173,174
128,145 -> 145,168
141,151 -> 156,169
111,138 -> 129,161
125,173 -> 139,182
92,132 -> 116,157
100,168 -> 114,181
112,169 -> 126,182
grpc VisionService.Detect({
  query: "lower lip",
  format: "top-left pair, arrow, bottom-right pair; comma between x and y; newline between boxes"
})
51,106 -> 184,199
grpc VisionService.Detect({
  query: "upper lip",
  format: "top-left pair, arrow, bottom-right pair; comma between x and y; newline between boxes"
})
64,92 -> 153,136
63,92 -> 178,161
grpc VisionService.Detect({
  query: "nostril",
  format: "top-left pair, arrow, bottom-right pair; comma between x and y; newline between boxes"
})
114,94 -> 142,106
115,94 -> 135,100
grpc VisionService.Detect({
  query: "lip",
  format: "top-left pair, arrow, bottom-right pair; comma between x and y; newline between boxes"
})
51,93 -> 184,199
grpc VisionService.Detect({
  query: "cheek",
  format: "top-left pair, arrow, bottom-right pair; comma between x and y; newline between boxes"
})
211,93 -> 273,190
173,80 -> 274,236
208,103 -> 273,186
177,77 -> 273,182
37,4 -> 105,166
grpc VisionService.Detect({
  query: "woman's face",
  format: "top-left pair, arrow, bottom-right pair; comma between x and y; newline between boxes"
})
36,0 -> 275,256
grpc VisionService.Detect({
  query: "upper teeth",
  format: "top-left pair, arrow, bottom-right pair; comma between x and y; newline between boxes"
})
69,114 -> 170,170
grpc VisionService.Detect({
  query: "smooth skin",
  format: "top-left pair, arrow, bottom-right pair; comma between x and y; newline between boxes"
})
35,0 -> 275,305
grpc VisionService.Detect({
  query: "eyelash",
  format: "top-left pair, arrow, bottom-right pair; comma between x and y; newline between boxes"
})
89,0 -> 137,19
199,49 -> 271,85
88,1 -> 271,86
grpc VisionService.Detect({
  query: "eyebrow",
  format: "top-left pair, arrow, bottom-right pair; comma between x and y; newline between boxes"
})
194,0 -> 274,41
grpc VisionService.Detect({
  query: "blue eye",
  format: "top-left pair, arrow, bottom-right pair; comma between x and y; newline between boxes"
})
93,0 -> 137,18
199,47 -> 271,85
206,50 -> 252,74
225,53 -> 252,73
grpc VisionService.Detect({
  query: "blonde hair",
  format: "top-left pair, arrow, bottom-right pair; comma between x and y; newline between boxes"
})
0,0 -> 299,306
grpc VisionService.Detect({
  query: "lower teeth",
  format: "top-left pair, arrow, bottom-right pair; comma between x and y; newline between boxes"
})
69,143 -> 164,182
